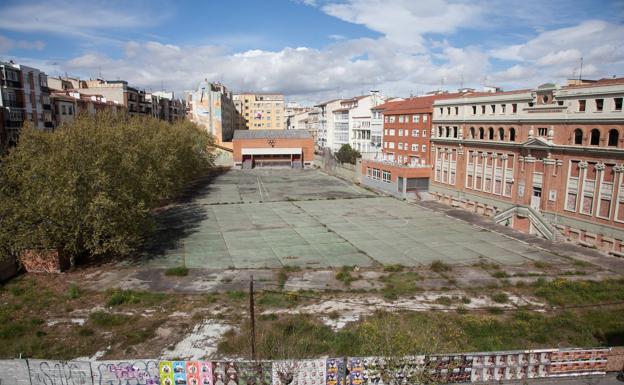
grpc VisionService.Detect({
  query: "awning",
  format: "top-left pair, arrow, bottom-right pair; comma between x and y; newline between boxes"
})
242,147 -> 302,155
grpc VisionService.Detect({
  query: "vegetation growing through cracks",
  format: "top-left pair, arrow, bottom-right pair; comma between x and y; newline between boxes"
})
0,112 -> 216,266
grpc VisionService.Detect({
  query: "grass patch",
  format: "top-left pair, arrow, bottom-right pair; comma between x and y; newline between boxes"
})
491,271 -> 509,278
89,311 -> 131,327
430,260 -> 451,273
533,261 -> 551,269
434,296 -> 453,306
257,292 -> 299,308
106,289 -> 166,307
532,278 -> 624,306
380,272 -> 422,300
67,284 -> 81,299
165,266 -> 189,277
277,265 -> 300,289
226,291 -> 246,301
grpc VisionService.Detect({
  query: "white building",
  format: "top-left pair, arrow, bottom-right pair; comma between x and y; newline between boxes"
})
314,98 -> 343,150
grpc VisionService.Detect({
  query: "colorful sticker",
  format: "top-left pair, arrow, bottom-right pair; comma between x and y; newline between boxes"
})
160,361 -> 174,385
326,358 -> 346,385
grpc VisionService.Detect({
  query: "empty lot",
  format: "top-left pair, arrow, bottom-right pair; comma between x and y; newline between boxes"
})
141,169 -> 570,269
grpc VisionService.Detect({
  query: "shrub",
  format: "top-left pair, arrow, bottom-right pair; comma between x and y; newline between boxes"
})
383,264 -> 404,273
490,292 -> 509,303
430,260 -> 451,273
67,284 -> 81,299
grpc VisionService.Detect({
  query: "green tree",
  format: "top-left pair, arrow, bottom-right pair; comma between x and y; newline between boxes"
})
335,144 -> 361,165
0,113 -> 215,266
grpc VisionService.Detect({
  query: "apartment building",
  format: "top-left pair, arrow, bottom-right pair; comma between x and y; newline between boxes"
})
50,90 -> 125,126
360,93 -> 463,197
0,61 -> 53,148
285,102 -> 311,129
78,79 -> 152,116
314,98 -> 342,150
149,91 -> 186,123
430,78 -> 624,253
234,92 -> 285,130
188,81 -> 244,148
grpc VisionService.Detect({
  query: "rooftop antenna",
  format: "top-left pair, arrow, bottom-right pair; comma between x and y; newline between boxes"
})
578,57 -> 584,81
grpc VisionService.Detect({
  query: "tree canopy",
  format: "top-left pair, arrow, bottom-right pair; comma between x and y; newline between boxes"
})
335,144 -> 361,165
0,112 -> 215,266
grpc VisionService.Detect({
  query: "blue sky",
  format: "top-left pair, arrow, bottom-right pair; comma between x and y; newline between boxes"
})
0,0 -> 623,103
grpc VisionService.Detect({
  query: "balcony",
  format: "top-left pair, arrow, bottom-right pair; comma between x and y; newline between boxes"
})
2,99 -> 24,108
43,103 -> 52,110
1,79 -> 22,88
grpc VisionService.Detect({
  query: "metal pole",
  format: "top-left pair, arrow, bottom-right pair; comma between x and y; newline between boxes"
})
249,274 -> 256,361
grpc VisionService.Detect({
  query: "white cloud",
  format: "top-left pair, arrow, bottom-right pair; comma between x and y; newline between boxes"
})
321,0 -> 482,49
0,34 -> 46,54
0,35 -> 11,53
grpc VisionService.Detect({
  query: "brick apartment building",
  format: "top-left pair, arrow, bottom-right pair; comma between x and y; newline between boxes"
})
360,93 -> 465,197
430,78 -> 624,253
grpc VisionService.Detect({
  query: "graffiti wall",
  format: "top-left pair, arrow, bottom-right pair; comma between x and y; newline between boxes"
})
0,347 -> 617,385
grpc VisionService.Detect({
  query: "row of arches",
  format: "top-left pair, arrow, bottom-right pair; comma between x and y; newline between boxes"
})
469,126 -> 516,142
573,128 -> 619,147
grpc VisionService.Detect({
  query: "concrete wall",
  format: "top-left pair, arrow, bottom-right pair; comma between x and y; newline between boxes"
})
313,154 -> 360,183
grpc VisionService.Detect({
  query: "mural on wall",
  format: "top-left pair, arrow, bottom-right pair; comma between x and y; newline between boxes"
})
94,360 -> 159,385
0,348 -> 616,385
325,358 -> 346,385
272,359 -> 325,385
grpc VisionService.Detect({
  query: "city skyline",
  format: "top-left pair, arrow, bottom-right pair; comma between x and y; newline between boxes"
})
0,0 -> 623,103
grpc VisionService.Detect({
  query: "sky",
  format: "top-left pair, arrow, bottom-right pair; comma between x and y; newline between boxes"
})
0,0 -> 623,104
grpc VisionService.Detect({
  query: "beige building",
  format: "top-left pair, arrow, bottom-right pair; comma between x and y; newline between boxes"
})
234,92 -> 285,130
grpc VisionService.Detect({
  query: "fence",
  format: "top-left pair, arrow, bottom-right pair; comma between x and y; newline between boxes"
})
0,347 -> 621,385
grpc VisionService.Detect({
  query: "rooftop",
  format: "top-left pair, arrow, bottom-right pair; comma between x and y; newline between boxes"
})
233,129 -> 312,140
377,92 -> 468,113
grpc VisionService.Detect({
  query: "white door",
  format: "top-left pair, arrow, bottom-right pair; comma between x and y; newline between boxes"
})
531,188 -> 542,211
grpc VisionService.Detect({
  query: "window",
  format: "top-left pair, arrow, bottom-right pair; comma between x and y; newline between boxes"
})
573,129 -> 583,145
491,105 -> 496,114
439,107 -> 443,115
615,98 -> 623,111
68,105 -> 73,115
438,127 -> 443,137
421,144 -> 426,152
447,107 -> 451,115
479,127 -> 484,139
404,142 -> 408,150
385,116 -> 389,123
423,115 -> 427,122
470,127 -> 475,138
578,100 -> 586,112
509,127 -> 516,142
398,129 -> 403,136
481,105 -> 486,114
596,99 -> 604,112
382,171 -> 391,183
384,129 -> 388,135
608,129 -> 619,146
412,129 -> 419,137
455,106 -> 459,115
445,127 -> 450,137
501,104 -> 506,113
453,126 -> 458,138
512,103 -> 517,113
412,114 -> 419,123
389,116 -> 395,123
411,144 -> 418,151
399,115 -> 404,123
498,127 -> 504,141
488,127 -> 494,140
398,142 -> 403,150
538,127 -> 548,136
389,129 -> 395,136
590,129 -> 600,145
422,130 -> 426,137
389,142 -> 395,149
472,105 -> 476,114
61,105 -> 66,115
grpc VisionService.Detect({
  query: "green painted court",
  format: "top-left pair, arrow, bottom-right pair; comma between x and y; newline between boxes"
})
142,169 -> 567,269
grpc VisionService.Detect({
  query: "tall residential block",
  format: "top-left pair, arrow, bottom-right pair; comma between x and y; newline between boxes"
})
234,92 -> 285,130
188,81 -> 244,148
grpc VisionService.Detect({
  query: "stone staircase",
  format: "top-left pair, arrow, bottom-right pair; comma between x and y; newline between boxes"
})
494,205 -> 566,242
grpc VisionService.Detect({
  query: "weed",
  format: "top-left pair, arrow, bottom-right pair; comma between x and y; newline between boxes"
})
336,266 -> 355,286
533,261 -> 551,269
487,307 -> 504,315
106,289 -> 166,307
165,266 -> 189,277
430,260 -> 451,273
227,291 -> 246,301
435,296 -> 453,306
67,284 -> 81,299
490,293 -> 509,303
491,271 -> 509,278
461,296 -> 471,304
381,272 -> 422,300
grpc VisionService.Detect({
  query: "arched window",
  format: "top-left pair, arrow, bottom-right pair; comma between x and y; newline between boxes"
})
590,129 -> 600,145
608,129 -> 619,146
509,127 -> 516,142
488,127 -> 494,140
479,127 -> 484,139
453,126 -> 458,138
445,126 -> 450,137
498,127 -> 504,141
573,129 -> 583,145
470,127 -> 475,139
438,126 -> 443,137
